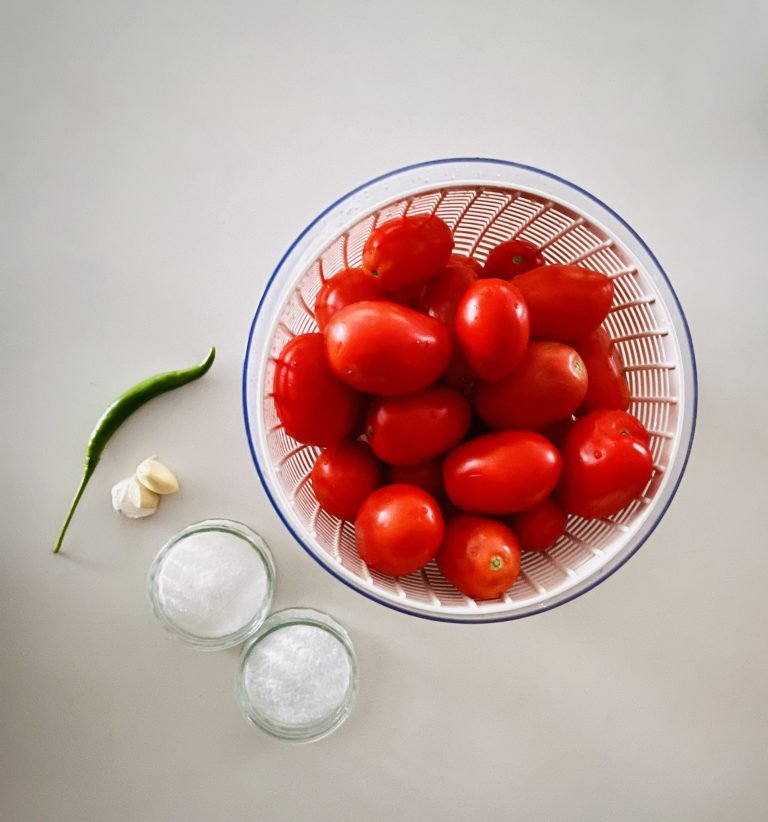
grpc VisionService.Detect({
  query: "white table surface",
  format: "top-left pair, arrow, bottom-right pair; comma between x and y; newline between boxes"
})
3,2 -> 767,820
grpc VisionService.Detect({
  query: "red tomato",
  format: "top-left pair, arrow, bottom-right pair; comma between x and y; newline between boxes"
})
391,282 -> 427,308
311,441 -> 383,520
455,278 -> 530,383
387,460 -> 444,500
417,259 -> 478,392
437,515 -> 521,600
481,238 -> 545,279
325,301 -> 452,396
273,333 -> 362,446
362,214 -> 453,292
355,484 -> 444,576
574,327 -> 630,412
558,410 -> 653,518
417,260 -> 478,326
366,385 -> 471,466
510,498 -> 566,552
448,253 -> 483,276
473,341 -> 588,430
513,265 -> 614,342
443,431 -> 562,515
441,353 -> 475,392
538,417 -> 575,449
314,267 -> 385,332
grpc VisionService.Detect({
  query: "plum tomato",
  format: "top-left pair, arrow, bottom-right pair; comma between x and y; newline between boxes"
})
558,409 -> 653,518
417,261 -> 479,392
417,259 -> 478,326
314,267 -> 385,331
513,265 -> 614,342
574,327 -> 631,413
481,238 -> 545,279
448,253 -> 483,276
443,431 -> 562,515
473,341 -> 587,430
387,459 -> 445,500
325,301 -> 453,396
455,278 -> 530,383
437,515 -> 522,600
362,214 -> 453,292
441,352 -> 475,392
355,484 -> 444,576
537,417 -> 575,449
311,441 -> 383,520
366,385 -> 471,466
510,498 -> 566,552
390,281 -> 427,308
273,333 -> 362,446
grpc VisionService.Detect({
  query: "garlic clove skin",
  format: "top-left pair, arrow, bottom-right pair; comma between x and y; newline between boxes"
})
111,477 -> 134,513
136,457 -> 179,495
112,476 -> 159,519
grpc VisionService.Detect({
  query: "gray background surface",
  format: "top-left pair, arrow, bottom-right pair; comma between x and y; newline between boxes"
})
2,1 -> 767,820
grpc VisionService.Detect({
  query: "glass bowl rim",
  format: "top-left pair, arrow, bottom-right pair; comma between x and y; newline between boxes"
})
236,607 -> 359,742
148,518 -> 276,649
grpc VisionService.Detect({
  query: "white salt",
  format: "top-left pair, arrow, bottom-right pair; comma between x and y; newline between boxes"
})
157,530 -> 269,638
243,625 -> 352,726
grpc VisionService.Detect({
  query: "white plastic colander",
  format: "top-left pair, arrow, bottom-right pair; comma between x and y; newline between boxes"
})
243,159 -> 697,623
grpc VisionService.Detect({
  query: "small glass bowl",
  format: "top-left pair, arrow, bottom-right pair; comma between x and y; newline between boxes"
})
148,519 -> 276,651
236,608 -> 358,743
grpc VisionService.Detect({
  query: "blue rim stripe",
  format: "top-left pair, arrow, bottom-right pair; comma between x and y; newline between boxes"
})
242,157 -> 698,623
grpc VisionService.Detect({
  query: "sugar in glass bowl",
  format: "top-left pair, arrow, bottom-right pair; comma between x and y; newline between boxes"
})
242,158 -> 697,623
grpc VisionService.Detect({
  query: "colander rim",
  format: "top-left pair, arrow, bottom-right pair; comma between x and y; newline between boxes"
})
242,157 -> 698,623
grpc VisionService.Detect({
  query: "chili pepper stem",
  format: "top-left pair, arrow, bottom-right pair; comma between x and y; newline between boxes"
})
53,458 -> 98,554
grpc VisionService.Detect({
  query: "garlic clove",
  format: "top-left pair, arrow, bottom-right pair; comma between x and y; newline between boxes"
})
136,457 -> 179,495
128,478 -> 161,510
111,477 -> 134,513
112,476 -> 159,519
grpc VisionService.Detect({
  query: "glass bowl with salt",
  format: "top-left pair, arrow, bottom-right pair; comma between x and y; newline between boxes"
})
236,608 -> 358,742
148,519 -> 275,650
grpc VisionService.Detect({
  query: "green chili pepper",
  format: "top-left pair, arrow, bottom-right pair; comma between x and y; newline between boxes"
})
53,346 -> 216,554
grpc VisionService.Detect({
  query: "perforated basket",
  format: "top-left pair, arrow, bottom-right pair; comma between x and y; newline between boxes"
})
243,159 -> 697,623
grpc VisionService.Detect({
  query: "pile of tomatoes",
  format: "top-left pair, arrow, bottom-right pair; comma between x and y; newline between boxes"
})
273,212 -> 655,601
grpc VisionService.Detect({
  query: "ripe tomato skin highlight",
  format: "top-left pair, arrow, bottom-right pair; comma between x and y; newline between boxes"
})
355,484 -> 444,576
387,459 -> 445,500
311,441 -> 383,520
481,238 -> 545,279
366,385 -> 471,466
574,327 -> 631,413
314,267 -> 386,332
362,214 -> 454,292
443,431 -> 562,515
437,515 -> 522,600
510,498 -> 566,552
558,410 -> 654,518
325,301 -> 453,396
455,278 -> 530,383
473,341 -> 588,430
273,333 -> 362,446
512,265 -> 614,342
